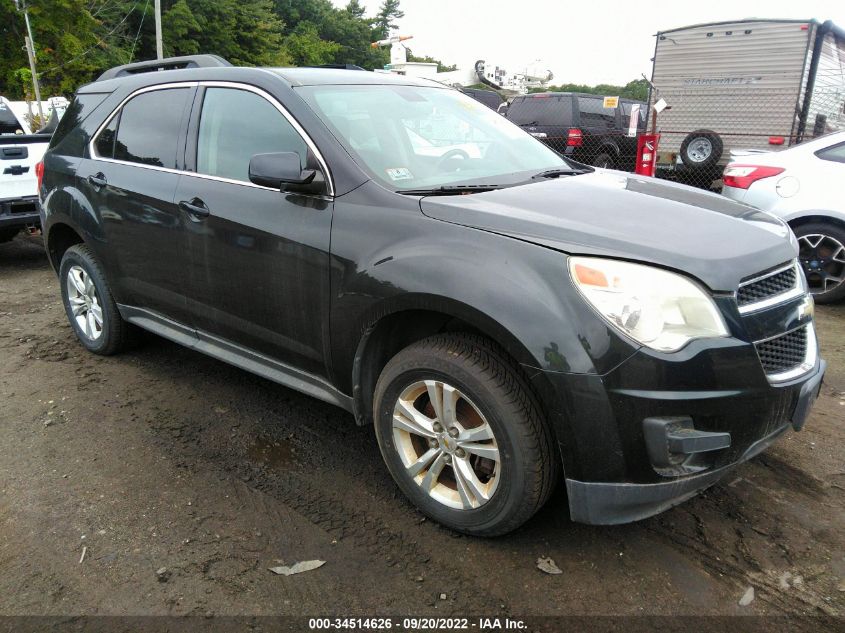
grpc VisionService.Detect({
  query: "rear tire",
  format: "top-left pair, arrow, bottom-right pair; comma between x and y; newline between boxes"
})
59,244 -> 135,354
373,333 -> 558,536
592,152 -> 616,169
793,222 -> 845,304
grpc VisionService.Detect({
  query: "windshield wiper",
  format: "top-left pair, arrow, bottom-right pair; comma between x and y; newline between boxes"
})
531,167 -> 592,179
518,121 -> 539,127
397,184 -> 505,196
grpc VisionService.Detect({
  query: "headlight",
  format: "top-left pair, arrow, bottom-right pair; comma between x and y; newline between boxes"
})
569,257 -> 729,352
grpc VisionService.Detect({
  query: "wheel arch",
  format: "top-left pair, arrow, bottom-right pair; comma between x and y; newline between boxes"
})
597,142 -> 621,157
350,298 -> 552,429
787,212 -> 845,233
45,221 -> 86,273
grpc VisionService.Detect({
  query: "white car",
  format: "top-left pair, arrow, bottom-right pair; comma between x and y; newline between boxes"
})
722,132 -> 845,303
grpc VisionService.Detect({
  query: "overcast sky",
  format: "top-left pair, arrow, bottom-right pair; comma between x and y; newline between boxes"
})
331,0 -> 844,85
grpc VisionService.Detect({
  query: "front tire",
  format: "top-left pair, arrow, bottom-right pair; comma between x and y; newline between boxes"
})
793,222 -> 845,304
59,244 -> 134,354
373,334 -> 557,536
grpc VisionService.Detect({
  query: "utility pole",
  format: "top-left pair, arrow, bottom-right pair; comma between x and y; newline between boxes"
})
15,0 -> 44,122
154,0 -> 163,59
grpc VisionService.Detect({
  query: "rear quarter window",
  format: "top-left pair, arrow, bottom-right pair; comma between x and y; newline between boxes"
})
49,92 -> 110,150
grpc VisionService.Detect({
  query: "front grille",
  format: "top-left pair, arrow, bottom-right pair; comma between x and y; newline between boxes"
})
755,326 -> 808,375
737,264 -> 797,307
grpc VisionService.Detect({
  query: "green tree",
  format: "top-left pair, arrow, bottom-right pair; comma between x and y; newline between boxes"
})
345,0 -> 366,20
283,22 -> 340,66
374,0 -> 404,39
406,48 -> 456,73
529,78 -> 650,102
0,0 -> 123,98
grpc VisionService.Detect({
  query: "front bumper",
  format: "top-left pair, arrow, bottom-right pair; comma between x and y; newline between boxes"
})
530,301 -> 825,525
564,359 -> 825,524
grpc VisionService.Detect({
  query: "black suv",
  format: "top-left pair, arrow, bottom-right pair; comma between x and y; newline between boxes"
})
505,92 -> 647,170
40,56 -> 825,535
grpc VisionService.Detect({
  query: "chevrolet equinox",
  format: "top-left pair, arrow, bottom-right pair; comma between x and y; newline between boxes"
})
38,56 -> 826,535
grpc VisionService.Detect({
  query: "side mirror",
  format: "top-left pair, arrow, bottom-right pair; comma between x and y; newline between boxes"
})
248,152 -> 317,190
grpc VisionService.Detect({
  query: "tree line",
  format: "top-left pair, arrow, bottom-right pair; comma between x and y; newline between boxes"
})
0,0 -> 421,98
529,79 -> 649,102
1,1 -> 647,103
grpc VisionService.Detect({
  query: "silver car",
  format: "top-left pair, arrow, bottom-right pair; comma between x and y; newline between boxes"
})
722,132 -> 845,303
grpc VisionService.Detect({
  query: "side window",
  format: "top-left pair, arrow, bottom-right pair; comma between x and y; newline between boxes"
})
94,112 -> 119,159
196,88 -> 307,183
0,101 -> 23,134
578,97 -> 616,129
815,142 -> 845,163
112,88 -> 190,167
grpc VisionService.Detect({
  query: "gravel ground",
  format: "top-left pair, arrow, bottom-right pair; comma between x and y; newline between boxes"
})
0,232 -> 843,628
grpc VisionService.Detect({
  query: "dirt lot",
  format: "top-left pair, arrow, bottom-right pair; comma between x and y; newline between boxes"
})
1,233 -> 843,628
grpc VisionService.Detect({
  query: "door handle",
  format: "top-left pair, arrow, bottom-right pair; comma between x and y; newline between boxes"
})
179,198 -> 210,218
88,173 -> 107,189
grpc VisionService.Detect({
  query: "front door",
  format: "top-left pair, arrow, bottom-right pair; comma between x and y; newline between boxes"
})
175,85 -> 333,378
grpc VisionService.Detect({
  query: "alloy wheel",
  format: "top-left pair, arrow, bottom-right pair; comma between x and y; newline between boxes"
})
392,380 -> 500,510
798,233 -> 845,295
66,265 -> 103,341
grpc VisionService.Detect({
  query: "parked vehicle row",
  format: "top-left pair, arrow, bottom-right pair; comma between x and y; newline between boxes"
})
39,55 -> 824,535
504,92 -> 647,170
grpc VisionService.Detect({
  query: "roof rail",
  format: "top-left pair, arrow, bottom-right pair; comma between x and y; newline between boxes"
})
96,54 -> 232,82
309,64 -> 368,71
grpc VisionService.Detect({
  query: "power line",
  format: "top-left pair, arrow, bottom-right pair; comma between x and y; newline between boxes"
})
37,1 -> 140,78
129,0 -> 151,62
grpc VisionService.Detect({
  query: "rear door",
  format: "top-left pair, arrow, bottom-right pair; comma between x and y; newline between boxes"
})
175,84 -> 333,378
77,85 -> 196,323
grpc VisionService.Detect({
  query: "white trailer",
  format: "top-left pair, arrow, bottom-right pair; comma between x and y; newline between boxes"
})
649,19 -> 845,187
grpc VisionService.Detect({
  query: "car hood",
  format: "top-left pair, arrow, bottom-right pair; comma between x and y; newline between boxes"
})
419,170 -> 797,292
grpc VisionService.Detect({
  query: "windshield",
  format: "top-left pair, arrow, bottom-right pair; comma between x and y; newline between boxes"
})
297,84 -> 571,190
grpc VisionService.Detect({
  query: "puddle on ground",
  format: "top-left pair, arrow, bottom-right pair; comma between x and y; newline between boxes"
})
247,434 -> 295,469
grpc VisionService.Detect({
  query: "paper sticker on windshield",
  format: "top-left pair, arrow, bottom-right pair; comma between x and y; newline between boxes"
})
386,167 -> 413,181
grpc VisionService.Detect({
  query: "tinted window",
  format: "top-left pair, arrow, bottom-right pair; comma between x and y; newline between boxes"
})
816,142 -> 845,163
506,95 -> 572,126
197,88 -> 307,183
51,92 -> 109,149
94,112 -> 119,158
0,101 -> 23,134
578,96 -> 617,129
113,88 -> 190,168
621,101 -> 647,129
